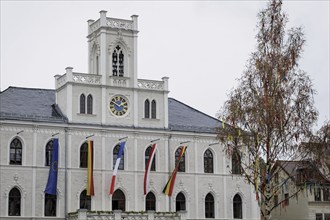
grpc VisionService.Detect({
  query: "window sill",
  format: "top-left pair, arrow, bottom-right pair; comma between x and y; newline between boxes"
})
142,117 -> 159,121
77,113 -> 96,117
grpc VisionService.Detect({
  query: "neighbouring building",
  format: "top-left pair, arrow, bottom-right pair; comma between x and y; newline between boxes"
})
271,160 -> 330,220
0,11 -> 260,220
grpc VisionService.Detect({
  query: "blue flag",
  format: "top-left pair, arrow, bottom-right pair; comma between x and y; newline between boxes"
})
44,138 -> 59,195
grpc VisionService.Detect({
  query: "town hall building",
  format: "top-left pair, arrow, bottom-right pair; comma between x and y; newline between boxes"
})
0,11 -> 260,220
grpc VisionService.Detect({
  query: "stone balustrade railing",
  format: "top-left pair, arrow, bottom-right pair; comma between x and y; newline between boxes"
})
68,209 -> 185,220
137,79 -> 165,91
55,69 -> 102,89
55,68 -> 169,91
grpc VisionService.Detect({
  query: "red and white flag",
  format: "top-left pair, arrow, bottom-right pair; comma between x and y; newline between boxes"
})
143,143 -> 157,195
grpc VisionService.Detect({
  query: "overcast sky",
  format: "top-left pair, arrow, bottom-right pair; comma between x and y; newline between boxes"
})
1,0 -> 329,129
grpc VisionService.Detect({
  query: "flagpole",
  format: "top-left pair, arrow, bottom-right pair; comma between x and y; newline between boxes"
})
86,134 -> 94,139
118,136 -> 128,141
151,138 -> 160,143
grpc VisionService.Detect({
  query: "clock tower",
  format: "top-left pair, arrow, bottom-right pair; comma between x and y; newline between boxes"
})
55,11 -> 169,129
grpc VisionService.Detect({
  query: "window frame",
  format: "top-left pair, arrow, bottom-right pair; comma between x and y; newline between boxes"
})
145,146 -> 156,171
144,99 -> 150,118
80,142 -> 88,168
233,194 -> 242,219
205,193 -> 215,218
44,193 -> 57,216
175,147 -> 186,172
151,100 -> 156,119
113,144 -> 124,170
8,187 -> 21,216
175,192 -> 186,211
284,193 -> 289,206
80,94 -> 86,114
204,149 -> 214,173
87,94 -> 93,114
112,189 -> 126,211
232,149 -> 241,175
323,187 -> 330,201
315,187 -> 321,201
45,139 -> 54,166
112,45 -> 125,77
316,213 -> 323,220
80,190 -> 91,210
10,138 -> 22,165
145,192 -> 156,211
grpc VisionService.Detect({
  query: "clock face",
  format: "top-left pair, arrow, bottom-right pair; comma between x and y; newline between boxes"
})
109,95 -> 129,116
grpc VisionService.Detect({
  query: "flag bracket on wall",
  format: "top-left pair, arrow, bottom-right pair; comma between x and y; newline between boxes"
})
52,132 -> 60,137
151,138 -> 160,143
118,136 -> 128,141
86,134 -> 94,139
16,130 -> 24,135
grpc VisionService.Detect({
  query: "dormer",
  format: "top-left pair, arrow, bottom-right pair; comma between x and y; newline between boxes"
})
87,11 -> 138,88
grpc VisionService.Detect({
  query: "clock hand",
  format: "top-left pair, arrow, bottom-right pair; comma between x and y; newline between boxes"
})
111,101 -> 121,107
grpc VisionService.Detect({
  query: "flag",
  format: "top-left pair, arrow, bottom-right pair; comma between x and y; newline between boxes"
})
87,140 -> 94,196
109,141 -> 126,195
44,138 -> 59,195
163,146 -> 187,196
143,143 -> 157,195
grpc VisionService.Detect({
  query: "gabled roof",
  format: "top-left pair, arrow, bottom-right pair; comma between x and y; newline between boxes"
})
276,160 -> 330,185
0,87 -> 222,133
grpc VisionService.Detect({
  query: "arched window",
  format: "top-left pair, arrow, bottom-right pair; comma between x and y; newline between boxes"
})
146,192 -> 156,211
151,100 -> 156,119
80,190 -> 91,210
233,194 -> 242,219
204,149 -> 214,173
144,99 -> 150,118
232,149 -> 241,174
205,193 -> 215,218
45,139 -> 54,166
10,138 -> 22,165
80,94 -> 86,114
112,45 -> 124,77
87,94 -> 93,114
113,144 -> 124,170
145,146 -> 156,171
44,194 -> 57,216
80,142 -> 88,168
8,187 -> 21,216
112,189 -> 125,211
175,147 -> 185,172
175,192 -> 186,211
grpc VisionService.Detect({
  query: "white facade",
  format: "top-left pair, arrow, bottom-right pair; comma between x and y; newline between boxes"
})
0,11 -> 260,220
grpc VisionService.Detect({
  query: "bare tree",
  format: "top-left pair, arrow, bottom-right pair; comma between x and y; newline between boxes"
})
217,0 -> 318,219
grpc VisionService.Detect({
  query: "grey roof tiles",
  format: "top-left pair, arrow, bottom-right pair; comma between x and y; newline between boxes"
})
1,87 -> 221,133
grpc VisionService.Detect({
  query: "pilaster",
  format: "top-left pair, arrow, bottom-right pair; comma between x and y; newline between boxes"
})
65,67 -> 73,121
32,126 -> 38,217
131,15 -> 138,88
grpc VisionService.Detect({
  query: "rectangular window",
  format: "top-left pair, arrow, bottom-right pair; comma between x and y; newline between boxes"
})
284,193 -> 289,206
324,214 -> 330,220
274,172 -> 279,185
323,188 -> 330,201
316,213 -> 323,220
274,195 -> 278,207
315,188 -> 321,201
